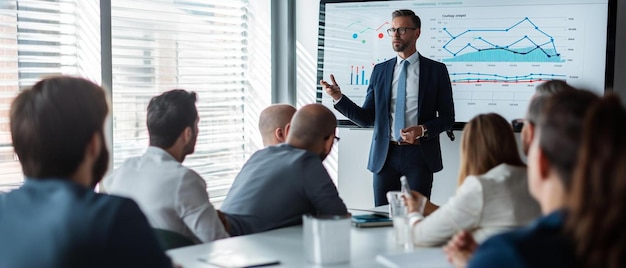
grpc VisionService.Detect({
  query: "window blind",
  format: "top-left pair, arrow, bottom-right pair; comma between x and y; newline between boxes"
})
0,0 -> 100,192
0,0 -> 269,203
111,0 -> 264,205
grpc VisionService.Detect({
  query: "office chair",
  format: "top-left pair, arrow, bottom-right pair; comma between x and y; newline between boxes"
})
153,228 -> 196,250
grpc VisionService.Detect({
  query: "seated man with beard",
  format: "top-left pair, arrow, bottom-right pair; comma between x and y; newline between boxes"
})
0,76 -> 171,268
103,90 -> 228,243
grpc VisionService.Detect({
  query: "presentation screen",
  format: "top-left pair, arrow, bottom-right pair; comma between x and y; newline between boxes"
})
316,0 -> 614,128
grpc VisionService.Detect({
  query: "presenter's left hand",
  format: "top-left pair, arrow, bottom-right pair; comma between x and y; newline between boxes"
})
401,125 -> 424,144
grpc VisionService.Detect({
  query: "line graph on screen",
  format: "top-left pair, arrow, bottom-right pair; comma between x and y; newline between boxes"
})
441,17 -> 564,63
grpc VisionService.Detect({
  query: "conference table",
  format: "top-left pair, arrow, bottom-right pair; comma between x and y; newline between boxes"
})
166,215 -> 451,267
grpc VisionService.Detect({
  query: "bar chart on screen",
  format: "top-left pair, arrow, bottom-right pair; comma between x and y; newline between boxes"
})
349,65 -> 371,85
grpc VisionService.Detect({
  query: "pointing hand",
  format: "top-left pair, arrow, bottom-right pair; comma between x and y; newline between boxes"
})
320,74 -> 343,101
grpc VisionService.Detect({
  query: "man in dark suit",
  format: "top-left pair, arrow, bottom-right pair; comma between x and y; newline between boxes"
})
320,9 -> 454,206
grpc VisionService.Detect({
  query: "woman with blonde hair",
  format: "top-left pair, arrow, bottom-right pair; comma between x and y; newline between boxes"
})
405,113 -> 541,246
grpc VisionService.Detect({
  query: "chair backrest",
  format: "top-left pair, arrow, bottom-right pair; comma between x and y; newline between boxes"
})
153,228 -> 196,251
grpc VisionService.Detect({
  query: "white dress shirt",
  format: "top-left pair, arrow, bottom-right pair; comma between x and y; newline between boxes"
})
412,164 -> 541,246
102,146 -> 229,243
390,52 -> 420,140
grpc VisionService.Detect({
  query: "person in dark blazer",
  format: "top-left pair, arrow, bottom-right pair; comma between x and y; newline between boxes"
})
320,9 -> 454,205
0,76 -> 172,268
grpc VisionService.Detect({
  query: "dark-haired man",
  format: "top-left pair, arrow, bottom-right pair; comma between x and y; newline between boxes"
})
321,9 -> 454,206
103,89 -> 228,243
0,76 -> 171,267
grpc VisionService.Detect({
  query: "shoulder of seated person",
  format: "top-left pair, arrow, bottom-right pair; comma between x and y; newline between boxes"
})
471,164 -> 523,183
91,193 -> 139,213
459,175 -> 483,189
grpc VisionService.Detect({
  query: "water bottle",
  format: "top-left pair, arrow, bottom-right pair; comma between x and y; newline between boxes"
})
400,176 -> 411,203
398,176 -> 413,249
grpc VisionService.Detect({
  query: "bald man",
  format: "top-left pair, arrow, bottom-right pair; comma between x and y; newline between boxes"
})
221,104 -> 348,236
258,104 -> 296,146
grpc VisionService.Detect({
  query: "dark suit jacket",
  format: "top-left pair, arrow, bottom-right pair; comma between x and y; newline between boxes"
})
0,179 -> 172,268
221,144 -> 348,236
334,54 -> 454,173
468,210 -> 577,268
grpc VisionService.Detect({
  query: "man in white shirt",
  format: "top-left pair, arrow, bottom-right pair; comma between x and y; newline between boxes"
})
103,89 -> 229,243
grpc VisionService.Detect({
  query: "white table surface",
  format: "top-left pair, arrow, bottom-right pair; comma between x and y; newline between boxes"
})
167,223 -> 449,267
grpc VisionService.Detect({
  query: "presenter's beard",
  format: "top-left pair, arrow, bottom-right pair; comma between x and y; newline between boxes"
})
392,40 -> 408,52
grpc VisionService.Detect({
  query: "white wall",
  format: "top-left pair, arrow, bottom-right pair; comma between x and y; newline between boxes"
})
296,1 -> 626,209
335,128 -> 461,208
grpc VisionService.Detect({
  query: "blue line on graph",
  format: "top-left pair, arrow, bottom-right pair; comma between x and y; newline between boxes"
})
442,17 -> 563,62
449,72 -> 566,83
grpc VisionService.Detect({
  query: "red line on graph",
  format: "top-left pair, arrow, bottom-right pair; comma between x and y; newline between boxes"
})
375,22 -> 390,31
452,80 -> 542,84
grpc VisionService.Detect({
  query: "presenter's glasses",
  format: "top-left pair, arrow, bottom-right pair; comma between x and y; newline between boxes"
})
386,27 -> 417,36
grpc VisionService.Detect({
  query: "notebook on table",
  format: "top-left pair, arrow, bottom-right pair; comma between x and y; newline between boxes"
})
349,204 -> 390,217
350,205 -> 392,228
351,214 -> 393,227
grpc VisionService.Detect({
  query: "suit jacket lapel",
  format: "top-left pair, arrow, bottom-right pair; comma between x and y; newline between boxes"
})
383,58 -> 396,114
418,53 -> 428,120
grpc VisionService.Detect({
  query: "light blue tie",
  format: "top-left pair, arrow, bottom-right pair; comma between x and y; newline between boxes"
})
395,60 -> 409,141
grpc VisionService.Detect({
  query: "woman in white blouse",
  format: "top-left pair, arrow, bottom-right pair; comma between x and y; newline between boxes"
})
405,113 -> 541,246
